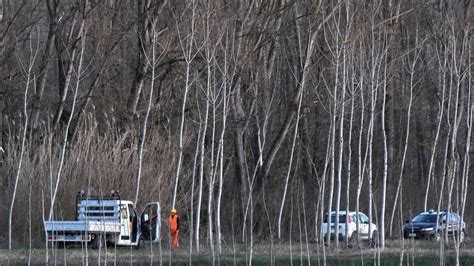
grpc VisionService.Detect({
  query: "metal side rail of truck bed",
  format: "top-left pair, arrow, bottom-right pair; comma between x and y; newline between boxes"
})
44,220 -> 121,242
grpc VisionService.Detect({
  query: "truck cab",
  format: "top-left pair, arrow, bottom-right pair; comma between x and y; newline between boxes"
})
45,191 -> 161,248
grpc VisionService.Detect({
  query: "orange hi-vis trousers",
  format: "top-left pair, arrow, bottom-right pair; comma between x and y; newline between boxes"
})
170,230 -> 179,249
169,214 -> 180,249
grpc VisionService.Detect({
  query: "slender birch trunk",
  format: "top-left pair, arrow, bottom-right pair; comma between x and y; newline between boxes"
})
380,54 -> 388,249
49,3 -> 88,220
189,122 -> 202,260
367,23 -> 378,244
345,64 -> 355,247
326,102 -> 336,247
276,2 -> 333,240
342,2 -> 353,247
389,33 -> 420,236
196,51 -> 211,255
134,14 -> 159,205
436,36 -> 454,249
207,73 -> 216,262
318,127 -> 333,253
355,40 -> 366,247
459,49 -> 472,263
216,57 -> 230,254
423,50 -> 447,211
172,0 -> 196,208
277,69 -> 305,239
8,29 -> 39,249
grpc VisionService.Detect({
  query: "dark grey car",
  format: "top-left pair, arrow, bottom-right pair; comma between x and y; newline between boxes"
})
403,209 -> 466,242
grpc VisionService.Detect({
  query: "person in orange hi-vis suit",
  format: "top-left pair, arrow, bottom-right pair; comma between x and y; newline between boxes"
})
168,208 -> 180,249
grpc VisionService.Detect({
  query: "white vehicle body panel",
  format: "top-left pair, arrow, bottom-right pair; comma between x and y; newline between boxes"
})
321,211 -> 377,240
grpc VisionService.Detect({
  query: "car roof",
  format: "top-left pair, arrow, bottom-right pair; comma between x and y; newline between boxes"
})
416,209 -> 459,216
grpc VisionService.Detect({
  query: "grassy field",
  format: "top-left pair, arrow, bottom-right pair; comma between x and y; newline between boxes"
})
1,240 -> 474,265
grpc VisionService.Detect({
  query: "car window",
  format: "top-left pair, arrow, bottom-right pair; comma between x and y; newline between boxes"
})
411,214 -> 438,223
449,214 -> 459,222
323,214 -> 348,223
360,214 -> 369,224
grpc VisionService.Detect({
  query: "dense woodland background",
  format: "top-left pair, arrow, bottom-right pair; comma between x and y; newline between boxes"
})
0,0 -> 472,253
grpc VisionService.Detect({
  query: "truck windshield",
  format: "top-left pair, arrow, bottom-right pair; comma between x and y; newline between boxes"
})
411,214 -> 438,223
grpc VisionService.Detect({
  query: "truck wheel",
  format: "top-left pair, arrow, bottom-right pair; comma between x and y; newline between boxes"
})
92,234 -> 106,249
432,231 -> 441,242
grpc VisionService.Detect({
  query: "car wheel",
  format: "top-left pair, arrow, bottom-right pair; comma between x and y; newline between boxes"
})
432,231 -> 441,242
371,230 -> 379,248
350,232 -> 359,248
403,231 -> 408,239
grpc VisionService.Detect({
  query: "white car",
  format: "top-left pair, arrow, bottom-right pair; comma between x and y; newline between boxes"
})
321,211 -> 378,246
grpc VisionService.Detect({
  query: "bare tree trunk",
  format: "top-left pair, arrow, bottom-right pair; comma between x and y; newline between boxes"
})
355,40 -> 366,247
49,1 -> 88,220
30,0 -> 58,129
380,53 -> 389,249
260,1 -> 341,183
277,65 -> 305,239
345,62 -> 355,247
216,46 -> 231,253
172,0 -> 196,208
52,10 -> 82,128
436,36 -> 454,247
317,126 -> 332,255
367,62 -> 377,245
301,184 -> 311,265
126,0 -> 167,117
389,31 -> 421,236
126,0 -> 151,116
189,122 -> 202,260
8,29 -> 39,249
424,36 -> 447,212
196,58 -> 211,254
367,12 -> 380,243
134,12 -> 160,205
326,108 -> 336,247
331,8 -> 343,248
459,47 -> 472,263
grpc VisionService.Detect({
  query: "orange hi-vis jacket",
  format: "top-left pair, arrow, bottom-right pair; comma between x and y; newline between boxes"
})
168,214 -> 180,232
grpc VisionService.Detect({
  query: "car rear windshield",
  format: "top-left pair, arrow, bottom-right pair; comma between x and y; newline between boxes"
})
411,214 -> 438,223
324,214 -> 350,223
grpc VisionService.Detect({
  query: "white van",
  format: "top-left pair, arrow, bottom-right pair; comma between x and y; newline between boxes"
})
321,211 -> 378,246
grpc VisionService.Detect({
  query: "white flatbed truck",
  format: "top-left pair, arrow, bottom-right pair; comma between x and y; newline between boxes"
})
44,191 -> 161,248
